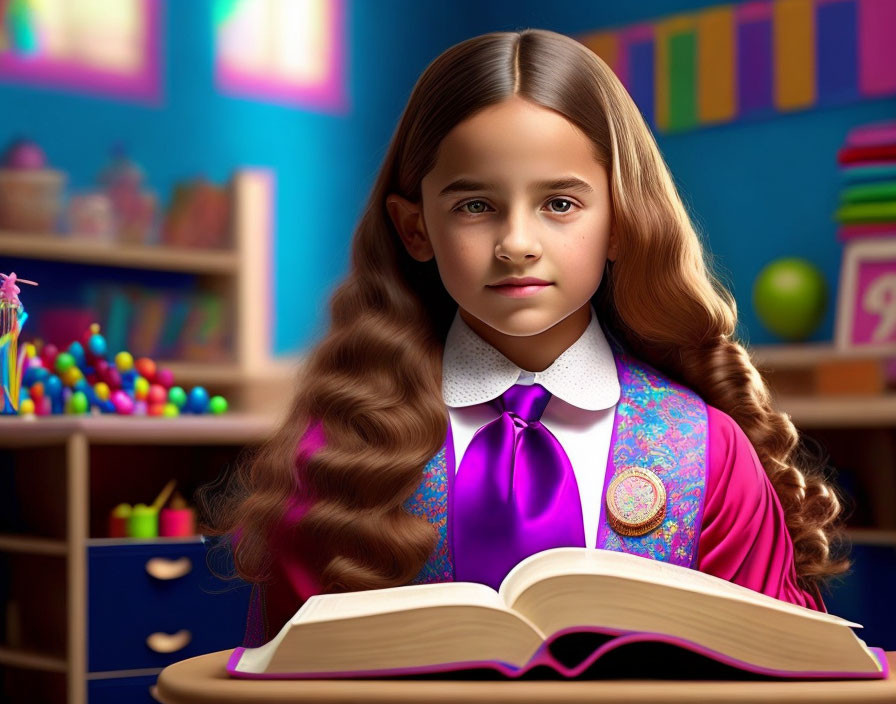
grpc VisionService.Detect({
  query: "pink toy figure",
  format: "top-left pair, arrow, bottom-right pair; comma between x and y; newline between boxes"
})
197,30 -> 850,650
0,272 -> 38,308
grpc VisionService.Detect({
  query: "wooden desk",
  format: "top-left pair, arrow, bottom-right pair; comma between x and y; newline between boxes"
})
155,650 -> 896,704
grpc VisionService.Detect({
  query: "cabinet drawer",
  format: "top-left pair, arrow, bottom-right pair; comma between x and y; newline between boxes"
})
88,674 -> 160,704
88,541 -> 249,672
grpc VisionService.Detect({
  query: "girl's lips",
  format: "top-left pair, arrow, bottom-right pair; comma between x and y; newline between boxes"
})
488,283 -> 552,298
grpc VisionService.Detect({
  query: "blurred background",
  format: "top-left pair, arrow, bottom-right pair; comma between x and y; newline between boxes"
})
0,1 -> 895,702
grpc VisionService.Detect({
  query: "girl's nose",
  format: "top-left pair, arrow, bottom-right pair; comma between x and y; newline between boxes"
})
495,212 -> 542,261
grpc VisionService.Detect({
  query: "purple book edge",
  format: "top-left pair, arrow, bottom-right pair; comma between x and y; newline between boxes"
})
225,625 -> 890,681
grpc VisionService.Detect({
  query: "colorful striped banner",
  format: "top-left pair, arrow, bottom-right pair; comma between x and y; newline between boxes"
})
577,0 -> 896,134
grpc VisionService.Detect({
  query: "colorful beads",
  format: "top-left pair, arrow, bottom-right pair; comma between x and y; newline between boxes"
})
20,323 -> 228,418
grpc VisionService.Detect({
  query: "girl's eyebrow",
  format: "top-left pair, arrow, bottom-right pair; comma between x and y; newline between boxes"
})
437,176 -> 595,197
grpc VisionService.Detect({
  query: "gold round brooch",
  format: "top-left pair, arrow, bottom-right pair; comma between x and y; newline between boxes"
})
606,467 -> 667,537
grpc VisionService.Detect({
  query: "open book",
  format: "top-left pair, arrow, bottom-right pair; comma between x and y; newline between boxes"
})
227,548 -> 888,680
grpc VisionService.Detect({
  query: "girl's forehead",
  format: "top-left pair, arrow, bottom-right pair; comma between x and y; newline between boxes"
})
424,99 -> 604,192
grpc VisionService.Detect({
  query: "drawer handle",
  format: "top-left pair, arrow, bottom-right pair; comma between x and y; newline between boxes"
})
145,556 -> 192,580
146,629 -> 192,653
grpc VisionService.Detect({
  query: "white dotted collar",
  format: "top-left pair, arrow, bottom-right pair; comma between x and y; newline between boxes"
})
442,305 -> 621,411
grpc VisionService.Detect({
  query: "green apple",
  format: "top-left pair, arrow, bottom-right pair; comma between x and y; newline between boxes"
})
753,258 -> 827,341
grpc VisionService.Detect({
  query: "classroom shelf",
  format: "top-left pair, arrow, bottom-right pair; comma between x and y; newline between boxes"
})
775,394 -> 896,427
0,415 -> 269,704
0,230 -> 238,275
0,645 -> 68,673
751,342 -> 896,369
0,533 -> 67,555
0,412 -> 278,445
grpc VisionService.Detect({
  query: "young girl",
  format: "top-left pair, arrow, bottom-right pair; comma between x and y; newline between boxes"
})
200,28 -> 851,647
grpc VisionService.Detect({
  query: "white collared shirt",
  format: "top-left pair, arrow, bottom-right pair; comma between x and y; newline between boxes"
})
442,305 -> 620,549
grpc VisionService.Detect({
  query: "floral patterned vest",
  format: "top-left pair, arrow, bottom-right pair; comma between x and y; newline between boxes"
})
403,335 -> 709,584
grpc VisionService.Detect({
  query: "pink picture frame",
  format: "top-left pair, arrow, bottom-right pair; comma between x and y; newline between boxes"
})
214,0 -> 347,113
835,237 -> 896,353
0,0 -> 161,105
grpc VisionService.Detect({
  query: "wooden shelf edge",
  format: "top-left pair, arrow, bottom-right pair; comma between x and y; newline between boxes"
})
774,394 -> 896,427
87,536 -> 203,547
844,529 -> 896,546
0,534 -> 67,555
0,645 -> 67,672
751,342 -> 896,369
0,230 -> 239,275
0,412 -> 278,444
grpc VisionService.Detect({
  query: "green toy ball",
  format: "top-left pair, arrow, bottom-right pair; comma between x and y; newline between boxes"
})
753,258 -> 828,341
168,386 -> 187,408
70,391 -> 89,415
209,395 -> 228,414
55,352 -> 76,375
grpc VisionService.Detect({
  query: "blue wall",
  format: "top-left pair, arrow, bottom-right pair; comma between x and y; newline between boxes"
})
1,0 -> 894,352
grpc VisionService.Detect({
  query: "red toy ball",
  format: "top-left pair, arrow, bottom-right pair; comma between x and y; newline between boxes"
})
147,383 -> 167,405
41,343 -> 59,371
147,402 -> 166,417
155,367 -> 174,389
135,357 -> 156,382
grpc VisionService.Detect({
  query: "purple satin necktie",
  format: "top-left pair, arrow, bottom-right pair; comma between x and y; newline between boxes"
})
453,383 -> 586,589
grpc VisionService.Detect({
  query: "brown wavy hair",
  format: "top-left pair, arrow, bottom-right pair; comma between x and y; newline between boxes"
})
198,28 -> 851,599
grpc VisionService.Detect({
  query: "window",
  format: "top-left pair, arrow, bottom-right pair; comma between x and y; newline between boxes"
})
214,0 -> 347,112
0,0 -> 160,103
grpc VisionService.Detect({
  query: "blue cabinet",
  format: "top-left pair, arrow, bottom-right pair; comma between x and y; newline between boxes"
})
824,543 -> 896,651
88,674 -> 160,704
88,540 -> 250,673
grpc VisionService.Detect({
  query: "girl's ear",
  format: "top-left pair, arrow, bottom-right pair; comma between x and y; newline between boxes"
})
385,193 -> 434,262
607,228 -> 619,263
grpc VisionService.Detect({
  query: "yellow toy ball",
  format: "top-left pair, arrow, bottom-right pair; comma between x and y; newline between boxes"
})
163,403 -> 179,418
94,382 -> 111,402
134,376 -> 150,401
19,398 -> 35,415
90,323 -> 101,335
115,351 -> 134,373
62,367 -> 83,387
24,343 -> 37,359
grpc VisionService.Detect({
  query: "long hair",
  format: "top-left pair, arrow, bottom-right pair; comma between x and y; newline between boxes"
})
198,28 -> 850,598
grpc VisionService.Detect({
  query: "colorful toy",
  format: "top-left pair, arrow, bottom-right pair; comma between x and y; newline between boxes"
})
15,314 -> 229,417
159,491 -> 196,537
109,503 -> 131,538
0,272 -> 38,413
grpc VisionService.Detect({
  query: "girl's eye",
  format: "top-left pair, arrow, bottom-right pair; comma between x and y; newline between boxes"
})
455,198 -> 579,216
547,198 -> 576,214
456,199 -> 492,215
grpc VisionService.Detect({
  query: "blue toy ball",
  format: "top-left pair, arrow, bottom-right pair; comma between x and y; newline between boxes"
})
23,365 -> 48,387
188,386 -> 209,414
120,369 -> 137,392
45,374 -> 63,398
88,334 -> 107,358
68,341 -> 86,368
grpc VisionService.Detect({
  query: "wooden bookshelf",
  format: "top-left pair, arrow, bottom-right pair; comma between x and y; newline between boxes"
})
0,168 -> 297,414
0,230 -> 239,274
0,415 -> 273,704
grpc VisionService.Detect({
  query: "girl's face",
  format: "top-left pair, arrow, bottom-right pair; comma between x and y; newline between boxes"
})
388,95 -> 616,342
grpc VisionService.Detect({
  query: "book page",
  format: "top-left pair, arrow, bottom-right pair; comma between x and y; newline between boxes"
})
296,580 -> 508,624
498,548 -> 861,627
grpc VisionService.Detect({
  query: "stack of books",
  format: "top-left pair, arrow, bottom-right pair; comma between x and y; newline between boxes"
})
836,120 -> 896,243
